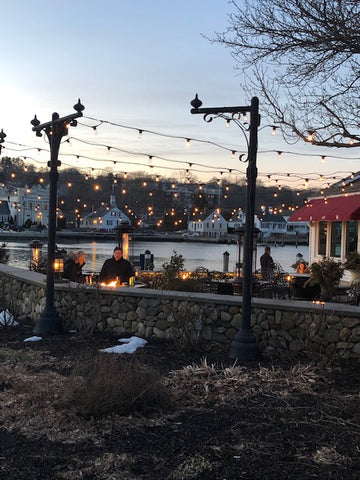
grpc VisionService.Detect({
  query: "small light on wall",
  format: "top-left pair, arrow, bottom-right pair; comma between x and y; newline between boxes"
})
54,255 -> 64,279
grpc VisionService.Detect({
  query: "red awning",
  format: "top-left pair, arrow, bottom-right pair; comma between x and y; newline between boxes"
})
290,194 -> 360,222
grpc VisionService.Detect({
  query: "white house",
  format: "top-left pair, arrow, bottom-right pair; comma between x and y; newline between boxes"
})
0,185 -> 50,227
227,208 -> 245,230
284,217 -> 309,236
258,211 -> 287,238
227,208 -> 262,231
188,209 -> 228,238
80,192 -> 131,231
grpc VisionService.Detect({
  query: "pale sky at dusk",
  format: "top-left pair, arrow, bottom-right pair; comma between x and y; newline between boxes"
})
1,0 -> 359,190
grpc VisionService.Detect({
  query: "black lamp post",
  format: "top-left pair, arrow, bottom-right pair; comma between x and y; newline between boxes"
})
190,94 -> 260,360
31,99 -> 85,335
0,129 -> 6,154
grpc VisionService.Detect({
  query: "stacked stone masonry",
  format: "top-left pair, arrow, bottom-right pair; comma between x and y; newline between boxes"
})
1,265 -> 359,359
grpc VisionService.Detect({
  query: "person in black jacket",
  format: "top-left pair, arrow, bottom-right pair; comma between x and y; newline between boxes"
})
63,250 -> 86,282
260,246 -> 275,280
99,247 -> 133,284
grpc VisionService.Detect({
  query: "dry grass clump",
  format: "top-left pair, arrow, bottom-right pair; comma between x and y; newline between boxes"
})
60,354 -> 172,418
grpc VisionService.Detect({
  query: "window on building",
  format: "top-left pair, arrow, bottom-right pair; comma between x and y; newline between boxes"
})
346,220 -> 358,255
318,222 -> 327,256
330,221 -> 342,257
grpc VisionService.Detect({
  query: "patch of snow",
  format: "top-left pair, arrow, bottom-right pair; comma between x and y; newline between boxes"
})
23,336 -> 42,342
100,336 -> 148,354
0,310 -> 18,326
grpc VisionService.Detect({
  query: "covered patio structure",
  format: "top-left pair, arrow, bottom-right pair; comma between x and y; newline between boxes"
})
290,193 -> 360,280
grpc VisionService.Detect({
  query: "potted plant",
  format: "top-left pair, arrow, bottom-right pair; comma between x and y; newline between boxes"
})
343,251 -> 360,282
305,257 -> 344,301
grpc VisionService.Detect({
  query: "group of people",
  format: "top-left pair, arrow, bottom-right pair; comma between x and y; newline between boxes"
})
63,247 -> 133,284
260,246 -> 309,280
64,244 -> 309,285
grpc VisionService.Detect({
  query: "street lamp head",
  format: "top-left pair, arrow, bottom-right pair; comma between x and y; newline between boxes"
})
31,115 -> 41,128
190,94 -> 202,111
73,99 -> 85,115
0,129 -> 6,143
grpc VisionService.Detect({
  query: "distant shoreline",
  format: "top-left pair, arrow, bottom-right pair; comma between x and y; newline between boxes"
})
0,230 -> 309,246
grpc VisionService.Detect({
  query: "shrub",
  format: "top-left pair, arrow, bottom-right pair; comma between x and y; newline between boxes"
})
170,299 -> 202,350
306,257 -> 344,300
60,355 -> 171,418
343,251 -> 360,271
162,250 -> 185,290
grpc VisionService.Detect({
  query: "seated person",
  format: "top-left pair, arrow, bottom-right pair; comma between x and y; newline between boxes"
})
99,247 -> 133,284
296,260 -> 310,274
260,246 -> 275,280
63,250 -> 86,282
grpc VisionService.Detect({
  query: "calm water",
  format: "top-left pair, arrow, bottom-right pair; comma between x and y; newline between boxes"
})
5,239 -> 309,274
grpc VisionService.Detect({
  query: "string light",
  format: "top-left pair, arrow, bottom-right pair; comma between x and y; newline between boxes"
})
307,130 -> 314,142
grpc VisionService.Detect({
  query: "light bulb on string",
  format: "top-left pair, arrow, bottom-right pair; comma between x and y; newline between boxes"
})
138,130 -> 143,139
92,126 -> 98,135
186,138 -> 191,147
271,126 -> 277,135
306,130 -> 314,142
321,155 -> 326,164
226,119 -> 230,128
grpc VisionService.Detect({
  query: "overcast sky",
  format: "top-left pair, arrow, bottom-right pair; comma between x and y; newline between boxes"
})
1,0 -> 358,190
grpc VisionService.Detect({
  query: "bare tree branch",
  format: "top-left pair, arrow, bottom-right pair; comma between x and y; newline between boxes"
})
213,0 -> 360,148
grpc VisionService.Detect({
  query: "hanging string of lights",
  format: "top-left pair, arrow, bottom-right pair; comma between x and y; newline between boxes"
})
2,111 -> 360,199
3,137 -> 359,190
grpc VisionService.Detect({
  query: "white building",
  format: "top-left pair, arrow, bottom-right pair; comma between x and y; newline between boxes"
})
80,192 -> 131,231
258,211 -> 287,238
0,185 -> 50,227
188,209 -> 228,238
227,208 -> 262,231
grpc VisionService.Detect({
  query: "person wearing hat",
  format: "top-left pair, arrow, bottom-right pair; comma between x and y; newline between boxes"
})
63,250 -> 86,282
99,247 -> 133,284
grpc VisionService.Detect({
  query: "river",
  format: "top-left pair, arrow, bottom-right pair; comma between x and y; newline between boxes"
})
4,238 -> 309,275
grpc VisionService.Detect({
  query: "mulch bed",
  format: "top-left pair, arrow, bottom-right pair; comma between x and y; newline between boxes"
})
1,318 -> 359,480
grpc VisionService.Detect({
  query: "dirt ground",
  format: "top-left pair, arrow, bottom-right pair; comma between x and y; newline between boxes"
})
1,318 -> 360,480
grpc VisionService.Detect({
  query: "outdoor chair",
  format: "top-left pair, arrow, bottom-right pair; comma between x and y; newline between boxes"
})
257,262 -> 290,300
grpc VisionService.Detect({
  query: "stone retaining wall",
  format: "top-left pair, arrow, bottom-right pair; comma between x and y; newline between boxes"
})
1,265 -> 359,359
